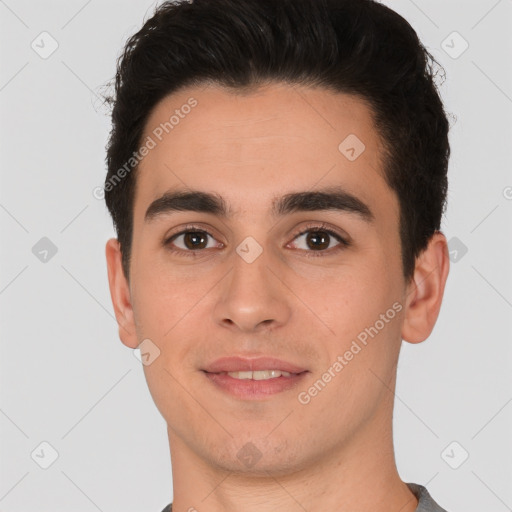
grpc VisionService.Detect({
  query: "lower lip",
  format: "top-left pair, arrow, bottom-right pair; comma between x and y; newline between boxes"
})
203,371 -> 308,400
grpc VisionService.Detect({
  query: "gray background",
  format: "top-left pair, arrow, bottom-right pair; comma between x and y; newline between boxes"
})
1,0 -> 511,510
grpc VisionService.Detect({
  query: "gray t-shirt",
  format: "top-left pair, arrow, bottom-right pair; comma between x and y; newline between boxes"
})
159,482 -> 448,511
407,483 -> 449,511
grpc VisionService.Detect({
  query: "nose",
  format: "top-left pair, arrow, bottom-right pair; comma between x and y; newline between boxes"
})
213,244 -> 292,333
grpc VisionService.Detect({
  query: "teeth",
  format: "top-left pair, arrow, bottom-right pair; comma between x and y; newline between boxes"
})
226,370 -> 293,380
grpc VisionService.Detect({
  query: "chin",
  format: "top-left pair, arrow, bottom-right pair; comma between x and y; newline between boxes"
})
201,435 -> 312,477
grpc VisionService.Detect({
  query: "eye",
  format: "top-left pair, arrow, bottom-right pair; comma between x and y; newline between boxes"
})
163,222 -> 350,257
287,222 -> 350,257
164,225 -> 222,256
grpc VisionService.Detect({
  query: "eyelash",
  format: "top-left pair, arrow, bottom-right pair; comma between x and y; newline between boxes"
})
163,222 -> 351,258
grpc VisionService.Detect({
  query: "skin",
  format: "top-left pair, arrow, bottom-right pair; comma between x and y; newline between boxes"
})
106,82 -> 449,512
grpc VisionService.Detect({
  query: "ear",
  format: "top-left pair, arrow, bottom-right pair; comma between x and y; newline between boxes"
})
401,231 -> 450,344
105,238 -> 139,348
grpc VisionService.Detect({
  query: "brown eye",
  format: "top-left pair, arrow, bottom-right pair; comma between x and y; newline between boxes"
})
182,231 -> 209,250
166,229 -> 218,252
291,227 -> 347,253
304,231 -> 331,250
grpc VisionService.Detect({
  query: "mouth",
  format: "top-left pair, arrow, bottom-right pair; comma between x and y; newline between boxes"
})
201,356 -> 309,399
211,369 -> 300,380
202,355 -> 308,374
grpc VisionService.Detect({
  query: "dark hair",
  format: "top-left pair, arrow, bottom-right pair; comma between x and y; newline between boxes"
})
103,0 -> 450,282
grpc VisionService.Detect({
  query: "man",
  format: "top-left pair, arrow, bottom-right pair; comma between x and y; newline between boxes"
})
103,0 -> 451,510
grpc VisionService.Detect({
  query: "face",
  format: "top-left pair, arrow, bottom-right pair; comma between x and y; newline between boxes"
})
114,83 -> 413,474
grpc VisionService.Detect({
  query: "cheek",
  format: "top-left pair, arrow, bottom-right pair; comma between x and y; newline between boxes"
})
312,262 -> 388,327
309,260 -> 404,377
130,249 -> 208,337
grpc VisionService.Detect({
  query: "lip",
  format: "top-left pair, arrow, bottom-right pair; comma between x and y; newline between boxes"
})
203,371 -> 308,400
202,356 -> 308,374
202,356 -> 309,401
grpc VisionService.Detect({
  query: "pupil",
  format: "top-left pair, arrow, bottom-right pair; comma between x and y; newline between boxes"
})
185,231 -> 207,249
307,231 -> 329,250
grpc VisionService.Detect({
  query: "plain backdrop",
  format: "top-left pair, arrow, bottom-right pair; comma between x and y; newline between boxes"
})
1,0 -> 511,511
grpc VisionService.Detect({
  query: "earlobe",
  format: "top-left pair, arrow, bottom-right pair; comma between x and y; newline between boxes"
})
105,238 -> 139,348
401,231 -> 450,344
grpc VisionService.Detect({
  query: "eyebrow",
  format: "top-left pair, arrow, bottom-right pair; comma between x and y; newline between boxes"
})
144,186 -> 374,223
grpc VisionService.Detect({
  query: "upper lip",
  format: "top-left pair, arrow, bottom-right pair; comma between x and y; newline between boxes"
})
203,356 -> 308,374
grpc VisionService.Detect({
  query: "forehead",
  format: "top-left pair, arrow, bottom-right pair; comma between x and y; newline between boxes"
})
134,82 -> 396,224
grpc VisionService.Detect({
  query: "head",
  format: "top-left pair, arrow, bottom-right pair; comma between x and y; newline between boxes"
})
104,0 -> 450,476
